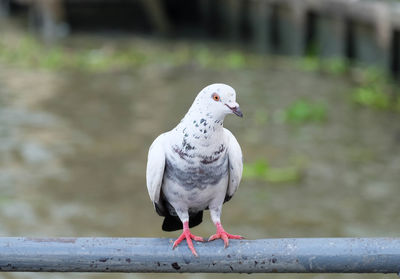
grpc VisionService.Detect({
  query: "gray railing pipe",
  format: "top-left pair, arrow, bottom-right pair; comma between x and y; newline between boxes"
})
0,237 -> 399,273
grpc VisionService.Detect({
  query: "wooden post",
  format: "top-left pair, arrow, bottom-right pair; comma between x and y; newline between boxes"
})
28,0 -> 69,41
223,0 -> 242,42
249,0 -> 272,53
349,2 -> 391,69
316,14 -> 346,59
275,0 -> 306,56
141,0 -> 171,36
0,0 -> 10,19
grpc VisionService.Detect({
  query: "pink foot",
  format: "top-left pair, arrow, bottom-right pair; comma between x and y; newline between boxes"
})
172,221 -> 203,256
208,222 -> 244,248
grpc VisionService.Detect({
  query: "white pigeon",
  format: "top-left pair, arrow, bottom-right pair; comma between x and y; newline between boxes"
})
146,83 -> 243,256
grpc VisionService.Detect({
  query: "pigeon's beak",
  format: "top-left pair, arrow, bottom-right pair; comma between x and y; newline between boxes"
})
225,103 -> 243,118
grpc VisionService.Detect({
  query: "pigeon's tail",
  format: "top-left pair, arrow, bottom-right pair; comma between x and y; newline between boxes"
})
162,211 -> 203,232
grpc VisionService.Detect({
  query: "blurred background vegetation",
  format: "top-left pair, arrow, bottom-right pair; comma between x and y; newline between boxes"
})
0,1 -> 400,279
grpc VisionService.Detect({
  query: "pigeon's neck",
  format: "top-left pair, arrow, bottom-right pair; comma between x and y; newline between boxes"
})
177,109 -> 225,144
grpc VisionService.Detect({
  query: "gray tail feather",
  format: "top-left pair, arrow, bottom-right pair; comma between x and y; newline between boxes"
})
162,211 -> 203,232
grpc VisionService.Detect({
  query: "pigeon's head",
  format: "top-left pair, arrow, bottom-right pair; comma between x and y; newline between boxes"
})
195,83 -> 243,119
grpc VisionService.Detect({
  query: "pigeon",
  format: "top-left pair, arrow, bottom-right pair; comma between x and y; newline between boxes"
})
146,83 -> 243,256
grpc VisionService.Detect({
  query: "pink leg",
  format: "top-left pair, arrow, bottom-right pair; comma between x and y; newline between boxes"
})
208,222 -> 244,248
172,221 -> 203,256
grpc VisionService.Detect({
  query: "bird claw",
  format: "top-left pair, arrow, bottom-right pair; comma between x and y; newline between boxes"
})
172,229 -> 203,257
208,223 -> 244,248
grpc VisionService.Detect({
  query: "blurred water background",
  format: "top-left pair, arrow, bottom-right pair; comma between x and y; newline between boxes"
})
1,1 -> 400,279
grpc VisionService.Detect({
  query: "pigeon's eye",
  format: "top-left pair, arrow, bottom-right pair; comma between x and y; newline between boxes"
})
212,93 -> 220,101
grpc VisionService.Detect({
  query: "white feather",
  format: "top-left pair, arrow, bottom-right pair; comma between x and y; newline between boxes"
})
146,133 -> 167,204
224,128 -> 243,198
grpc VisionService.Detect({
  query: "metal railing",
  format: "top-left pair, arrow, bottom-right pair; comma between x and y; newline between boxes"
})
0,237 -> 399,273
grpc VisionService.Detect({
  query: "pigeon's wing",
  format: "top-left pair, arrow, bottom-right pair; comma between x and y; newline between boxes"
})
224,128 -> 243,202
146,133 -> 167,214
